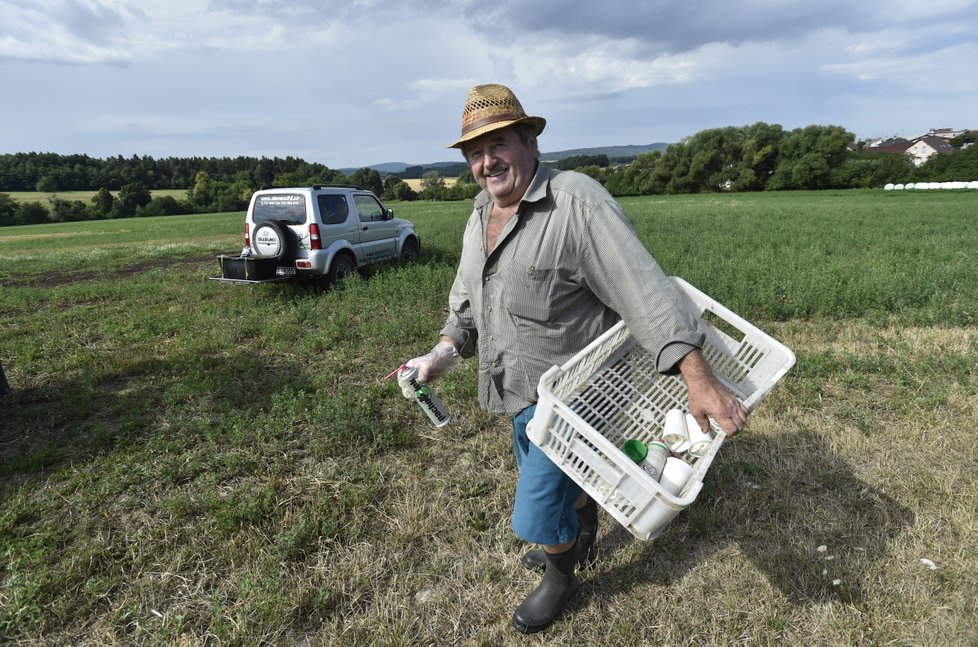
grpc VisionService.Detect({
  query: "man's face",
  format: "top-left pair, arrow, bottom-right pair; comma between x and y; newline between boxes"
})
462,126 -> 538,208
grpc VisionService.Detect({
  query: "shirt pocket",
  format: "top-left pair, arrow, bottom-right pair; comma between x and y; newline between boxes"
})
503,262 -> 555,322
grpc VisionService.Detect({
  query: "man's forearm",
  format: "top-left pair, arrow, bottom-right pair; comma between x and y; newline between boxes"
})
677,348 -> 713,385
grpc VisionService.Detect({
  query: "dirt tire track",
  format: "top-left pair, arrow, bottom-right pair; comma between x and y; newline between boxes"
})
0,254 -> 218,288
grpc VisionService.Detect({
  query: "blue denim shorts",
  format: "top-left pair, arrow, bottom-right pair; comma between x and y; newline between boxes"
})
511,404 -> 583,546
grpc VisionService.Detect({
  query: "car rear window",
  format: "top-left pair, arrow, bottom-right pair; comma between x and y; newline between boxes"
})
253,193 -> 306,225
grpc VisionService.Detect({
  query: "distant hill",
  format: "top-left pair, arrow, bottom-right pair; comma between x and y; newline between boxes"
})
340,143 -> 671,176
540,143 -> 670,162
367,162 -> 415,174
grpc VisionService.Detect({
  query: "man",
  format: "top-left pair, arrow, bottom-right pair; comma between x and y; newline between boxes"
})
401,84 -> 747,634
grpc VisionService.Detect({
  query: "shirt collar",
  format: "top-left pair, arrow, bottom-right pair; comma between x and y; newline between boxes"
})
521,161 -> 550,205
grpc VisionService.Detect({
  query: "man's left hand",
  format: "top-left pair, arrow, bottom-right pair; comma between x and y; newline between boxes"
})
678,349 -> 748,436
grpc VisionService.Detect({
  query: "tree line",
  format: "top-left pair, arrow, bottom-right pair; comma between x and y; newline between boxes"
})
1,122 -> 975,227
0,154 -> 478,226
0,153 -> 349,193
580,123 -> 977,195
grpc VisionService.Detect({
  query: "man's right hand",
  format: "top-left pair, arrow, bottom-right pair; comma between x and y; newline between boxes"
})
399,340 -> 460,399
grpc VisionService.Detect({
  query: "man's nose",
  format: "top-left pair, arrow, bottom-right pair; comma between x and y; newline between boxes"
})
479,149 -> 498,165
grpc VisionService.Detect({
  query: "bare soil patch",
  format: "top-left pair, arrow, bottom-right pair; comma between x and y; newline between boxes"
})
0,254 -> 216,288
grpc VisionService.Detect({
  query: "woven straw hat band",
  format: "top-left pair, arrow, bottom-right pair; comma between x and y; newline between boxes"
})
448,84 -> 546,148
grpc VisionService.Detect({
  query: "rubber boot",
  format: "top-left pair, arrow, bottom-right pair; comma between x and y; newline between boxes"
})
521,497 -> 598,571
512,543 -> 580,634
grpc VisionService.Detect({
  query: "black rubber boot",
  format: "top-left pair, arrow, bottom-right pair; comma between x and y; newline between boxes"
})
512,543 -> 580,634
521,497 -> 598,571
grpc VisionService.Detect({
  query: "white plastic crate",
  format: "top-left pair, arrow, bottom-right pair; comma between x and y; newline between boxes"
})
526,277 -> 796,540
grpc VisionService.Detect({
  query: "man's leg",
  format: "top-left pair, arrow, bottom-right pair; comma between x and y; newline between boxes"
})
511,404 -> 583,633
521,492 -> 598,571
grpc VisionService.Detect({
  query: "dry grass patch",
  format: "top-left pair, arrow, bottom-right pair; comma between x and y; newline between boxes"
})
3,319 -> 976,645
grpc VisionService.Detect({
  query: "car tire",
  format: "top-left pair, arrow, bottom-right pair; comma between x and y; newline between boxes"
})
251,220 -> 296,260
328,253 -> 356,283
400,237 -> 420,263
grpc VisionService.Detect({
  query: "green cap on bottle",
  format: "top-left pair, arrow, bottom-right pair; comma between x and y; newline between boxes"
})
622,438 -> 648,463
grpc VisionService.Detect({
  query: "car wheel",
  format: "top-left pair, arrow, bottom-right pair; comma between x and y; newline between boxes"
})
328,253 -> 356,283
251,220 -> 296,260
400,237 -> 420,263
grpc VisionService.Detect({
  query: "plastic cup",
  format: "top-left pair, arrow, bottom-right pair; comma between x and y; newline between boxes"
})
684,413 -> 714,457
659,457 -> 694,496
662,408 -> 689,453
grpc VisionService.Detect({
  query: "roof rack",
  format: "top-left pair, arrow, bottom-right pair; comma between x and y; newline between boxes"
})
257,184 -> 366,191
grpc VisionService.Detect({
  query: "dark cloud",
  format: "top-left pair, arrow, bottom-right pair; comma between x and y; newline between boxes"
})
450,0 -> 977,55
59,0 -> 145,45
206,0 -> 410,22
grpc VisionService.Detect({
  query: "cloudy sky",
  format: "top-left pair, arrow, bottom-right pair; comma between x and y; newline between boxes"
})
1,0 -> 976,169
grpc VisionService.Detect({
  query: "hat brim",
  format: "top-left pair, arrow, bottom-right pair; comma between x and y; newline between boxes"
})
446,115 -> 546,149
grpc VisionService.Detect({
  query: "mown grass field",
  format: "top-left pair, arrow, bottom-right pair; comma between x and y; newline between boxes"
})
401,177 -> 458,191
6,189 -> 188,207
1,189 -> 976,646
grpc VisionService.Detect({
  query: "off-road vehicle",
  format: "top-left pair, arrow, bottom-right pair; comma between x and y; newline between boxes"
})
212,185 -> 420,284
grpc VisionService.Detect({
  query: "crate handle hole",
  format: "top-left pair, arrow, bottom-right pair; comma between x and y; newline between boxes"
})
701,309 -> 746,343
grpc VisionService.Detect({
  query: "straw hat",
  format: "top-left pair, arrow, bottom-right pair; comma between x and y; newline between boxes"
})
447,84 -> 546,149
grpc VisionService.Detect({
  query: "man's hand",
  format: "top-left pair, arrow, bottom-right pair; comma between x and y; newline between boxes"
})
678,349 -> 748,436
399,339 -> 460,399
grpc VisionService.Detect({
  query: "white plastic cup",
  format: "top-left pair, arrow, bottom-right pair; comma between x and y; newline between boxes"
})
662,408 -> 689,453
684,413 -> 713,457
659,457 -> 694,496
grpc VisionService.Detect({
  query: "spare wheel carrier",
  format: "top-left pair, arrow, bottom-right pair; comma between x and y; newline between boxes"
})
251,220 -> 296,260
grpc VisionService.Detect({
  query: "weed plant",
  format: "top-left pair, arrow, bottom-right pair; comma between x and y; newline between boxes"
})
1,189 -> 976,645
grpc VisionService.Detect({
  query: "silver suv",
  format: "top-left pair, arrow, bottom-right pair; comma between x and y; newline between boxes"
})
214,185 -> 420,284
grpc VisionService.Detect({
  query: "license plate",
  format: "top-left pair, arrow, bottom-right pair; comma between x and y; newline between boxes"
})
276,266 -> 297,276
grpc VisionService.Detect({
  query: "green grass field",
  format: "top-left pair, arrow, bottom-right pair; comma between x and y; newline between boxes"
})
1,190 -> 976,645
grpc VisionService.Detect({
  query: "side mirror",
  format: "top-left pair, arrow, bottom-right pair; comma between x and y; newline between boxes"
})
385,208 -> 394,220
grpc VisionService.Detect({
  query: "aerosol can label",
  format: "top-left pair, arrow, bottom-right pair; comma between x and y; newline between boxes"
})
398,366 -> 451,427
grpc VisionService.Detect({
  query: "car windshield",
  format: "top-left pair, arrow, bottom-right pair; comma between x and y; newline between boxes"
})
253,193 -> 306,225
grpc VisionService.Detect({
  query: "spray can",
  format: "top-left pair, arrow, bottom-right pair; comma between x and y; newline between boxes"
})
398,365 -> 451,427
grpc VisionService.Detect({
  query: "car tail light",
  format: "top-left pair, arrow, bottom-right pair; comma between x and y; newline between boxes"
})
244,223 -> 251,248
310,223 -> 322,250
